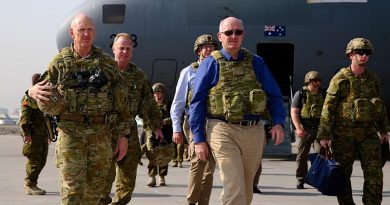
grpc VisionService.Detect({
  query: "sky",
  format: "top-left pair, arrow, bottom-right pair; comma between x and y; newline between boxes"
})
0,0 -> 85,113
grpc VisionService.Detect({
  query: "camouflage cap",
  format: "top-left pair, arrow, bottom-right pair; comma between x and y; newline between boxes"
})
304,71 -> 321,84
145,143 -> 175,166
345,38 -> 374,56
37,84 -> 69,116
152,83 -> 166,93
194,34 -> 219,55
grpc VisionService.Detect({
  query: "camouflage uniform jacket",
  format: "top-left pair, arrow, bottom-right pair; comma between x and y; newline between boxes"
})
120,62 -> 161,133
317,67 -> 390,139
19,95 -> 47,139
42,45 -> 131,136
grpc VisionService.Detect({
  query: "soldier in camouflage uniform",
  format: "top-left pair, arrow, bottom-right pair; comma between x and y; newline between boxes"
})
19,73 -> 49,195
291,71 -> 324,189
99,33 -> 163,205
171,34 -> 218,205
317,38 -> 390,205
27,14 -> 131,205
144,83 -> 173,187
189,17 -> 286,205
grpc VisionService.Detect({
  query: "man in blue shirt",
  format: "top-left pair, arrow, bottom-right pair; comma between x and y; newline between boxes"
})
171,34 -> 218,205
189,17 -> 285,205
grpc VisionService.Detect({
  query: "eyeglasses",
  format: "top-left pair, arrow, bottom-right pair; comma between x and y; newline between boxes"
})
353,49 -> 371,56
220,29 -> 244,36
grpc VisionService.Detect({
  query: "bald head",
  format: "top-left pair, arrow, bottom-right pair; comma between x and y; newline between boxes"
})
71,13 -> 94,29
219,17 -> 244,32
69,13 -> 96,56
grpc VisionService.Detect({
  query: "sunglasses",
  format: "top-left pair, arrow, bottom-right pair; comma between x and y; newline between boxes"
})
353,49 -> 371,56
220,29 -> 244,36
311,79 -> 321,82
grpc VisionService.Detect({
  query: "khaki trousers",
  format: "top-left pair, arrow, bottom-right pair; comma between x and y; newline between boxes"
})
207,119 -> 265,205
187,135 -> 216,205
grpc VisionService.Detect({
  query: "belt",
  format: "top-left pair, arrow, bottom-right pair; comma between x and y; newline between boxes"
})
59,113 -> 106,124
209,117 -> 260,127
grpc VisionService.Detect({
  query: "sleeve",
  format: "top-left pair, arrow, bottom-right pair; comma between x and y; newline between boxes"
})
291,90 -> 302,109
170,67 -> 190,132
19,95 -> 32,137
317,75 -> 345,139
252,55 -> 286,125
189,57 -> 218,143
374,77 -> 390,133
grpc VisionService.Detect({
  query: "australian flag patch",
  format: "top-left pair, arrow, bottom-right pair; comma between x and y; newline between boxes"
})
264,25 -> 286,36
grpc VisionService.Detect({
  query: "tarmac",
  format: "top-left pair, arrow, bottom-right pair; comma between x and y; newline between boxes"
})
1,134 -> 389,205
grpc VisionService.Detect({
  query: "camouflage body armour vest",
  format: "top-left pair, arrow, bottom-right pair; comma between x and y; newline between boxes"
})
59,47 -> 119,116
208,49 -> 267,122
186,62 -> 199,108
300,87 -> 325,119
337,67 -> 384,123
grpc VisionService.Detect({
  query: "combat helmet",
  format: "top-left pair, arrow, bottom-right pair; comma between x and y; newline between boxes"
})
152,83 -> 166,94
304,71 -> 321,84
193,34 -> 219,55
145,141 -> 175,166
345,38 -> 374,56
37,84 -> 69,116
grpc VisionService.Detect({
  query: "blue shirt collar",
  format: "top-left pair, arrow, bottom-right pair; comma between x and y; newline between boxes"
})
221,48 -> 244,61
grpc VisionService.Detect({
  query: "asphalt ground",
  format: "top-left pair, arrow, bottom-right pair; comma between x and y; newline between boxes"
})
1,134 -> 389,205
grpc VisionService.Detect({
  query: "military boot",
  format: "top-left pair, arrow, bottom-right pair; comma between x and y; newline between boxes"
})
159,176 -> 166,186
178,162 -> 183,168
24,185 -> 46,195
147,176 -> 156,187
172,161 -> 178,167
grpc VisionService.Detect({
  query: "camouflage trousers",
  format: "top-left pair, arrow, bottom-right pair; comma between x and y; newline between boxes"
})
56,126 -> 112,205
332,132 -> 383,205
23,136 -> 48,186
100,127 -> 142,205
148,164 -> 168,177
295,125 -> 321,184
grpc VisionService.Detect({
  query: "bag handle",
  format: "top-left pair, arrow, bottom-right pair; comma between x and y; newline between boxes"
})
325,144 -> 334,159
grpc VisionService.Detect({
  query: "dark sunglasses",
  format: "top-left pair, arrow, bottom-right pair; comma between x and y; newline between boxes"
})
311,79 -> 321,82
353,49 -> 371,56
221,29 -> 244,36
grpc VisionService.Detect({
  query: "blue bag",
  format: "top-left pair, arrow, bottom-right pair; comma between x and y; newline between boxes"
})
305,147 -> 347,196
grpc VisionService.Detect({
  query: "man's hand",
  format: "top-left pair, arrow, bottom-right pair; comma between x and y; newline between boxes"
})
270,124 -> 284,145
114,136 -> 128,161
380,132 -> 390,144
173,132 -> 184,144
28,80 -> 53,103
295,127 -> 305,138
195,142 -> 209,161
320,139 -> 331,148
23,136 -> 32,143
154,129 -> 164,142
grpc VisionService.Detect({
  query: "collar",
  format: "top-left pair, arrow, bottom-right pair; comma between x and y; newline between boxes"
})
221,48 -> 244,61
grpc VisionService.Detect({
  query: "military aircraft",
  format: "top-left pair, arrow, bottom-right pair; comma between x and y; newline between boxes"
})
56,0 -> 390,156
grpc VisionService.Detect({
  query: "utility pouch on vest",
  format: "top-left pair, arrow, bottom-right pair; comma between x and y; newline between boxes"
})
208,93 -> 224,116
223,91 -> 244,122
370,98 -> 384,120
310,104 -> 323,118
352,98 -> 372,122
66,88 -> 112,115
249,89 -> 267,115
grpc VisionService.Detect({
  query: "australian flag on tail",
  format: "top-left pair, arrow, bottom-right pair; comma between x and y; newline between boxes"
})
264,25 -> 286,36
